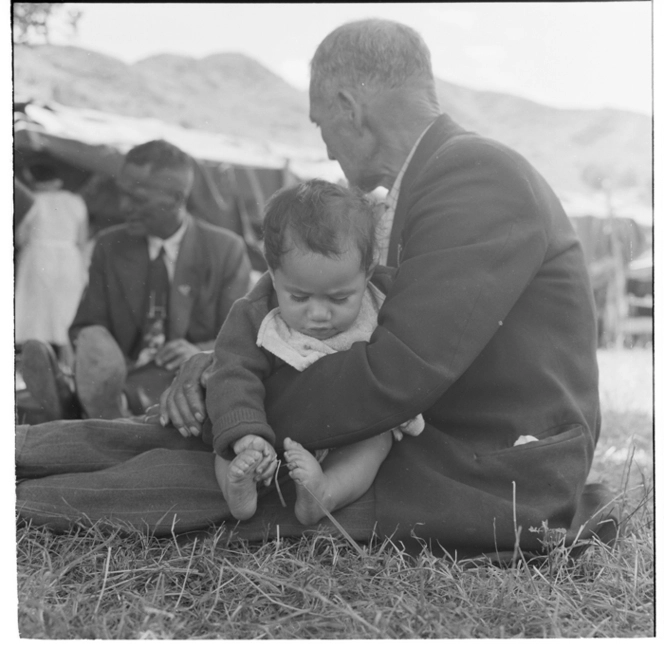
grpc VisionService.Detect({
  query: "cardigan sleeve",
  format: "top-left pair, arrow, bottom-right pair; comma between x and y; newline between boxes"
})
205,279 -> 276,459
262,138 -> 549,450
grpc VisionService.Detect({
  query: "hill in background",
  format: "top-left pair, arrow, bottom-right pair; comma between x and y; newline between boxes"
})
14,44 -> 652,207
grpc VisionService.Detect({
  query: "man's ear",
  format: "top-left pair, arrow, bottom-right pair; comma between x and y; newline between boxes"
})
337,90 -> 363,131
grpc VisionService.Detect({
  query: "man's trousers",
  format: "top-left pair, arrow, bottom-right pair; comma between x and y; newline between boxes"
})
16,419 -> 377,539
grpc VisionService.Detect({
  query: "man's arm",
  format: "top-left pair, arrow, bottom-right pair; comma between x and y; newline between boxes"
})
263,140 -> 549,449
68,237 -> 112,346
157,231 -> 252,371
154,339 -> 204,371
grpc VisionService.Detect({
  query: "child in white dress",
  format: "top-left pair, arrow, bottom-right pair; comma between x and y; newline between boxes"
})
15,164 -> 88,359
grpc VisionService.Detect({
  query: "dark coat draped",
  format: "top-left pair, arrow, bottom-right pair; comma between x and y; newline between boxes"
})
260,114 -> 601,553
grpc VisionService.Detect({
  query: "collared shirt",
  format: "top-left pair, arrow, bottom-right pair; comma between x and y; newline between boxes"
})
375,121 -> 436,265
147,219 -> 188,281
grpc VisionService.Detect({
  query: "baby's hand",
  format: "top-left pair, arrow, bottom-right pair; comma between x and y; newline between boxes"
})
233,435 -> 277,485
397,414 -> 425,438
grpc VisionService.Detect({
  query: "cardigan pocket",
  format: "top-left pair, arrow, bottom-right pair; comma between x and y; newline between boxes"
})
474,423 -> 585,460
469,424 -> 592,506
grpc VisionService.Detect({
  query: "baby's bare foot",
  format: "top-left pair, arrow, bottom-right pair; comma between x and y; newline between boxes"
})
233,434 -> 277,485
224,449 -> 263,520
283,438 -> 331,525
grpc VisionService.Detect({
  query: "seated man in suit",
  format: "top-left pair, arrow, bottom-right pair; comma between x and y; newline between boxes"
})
21,139 -> 251,420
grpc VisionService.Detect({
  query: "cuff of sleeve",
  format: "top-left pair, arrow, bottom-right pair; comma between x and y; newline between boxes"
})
212,409 -> 276,459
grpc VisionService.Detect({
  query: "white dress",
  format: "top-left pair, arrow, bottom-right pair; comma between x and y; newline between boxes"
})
15,190 -> 89,345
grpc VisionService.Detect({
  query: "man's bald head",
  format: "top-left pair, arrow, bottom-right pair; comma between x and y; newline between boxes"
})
310,19 -> 437,104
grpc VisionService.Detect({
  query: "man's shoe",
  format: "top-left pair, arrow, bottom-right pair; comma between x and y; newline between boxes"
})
20,340 -> 76,421
75,326 -> 128,419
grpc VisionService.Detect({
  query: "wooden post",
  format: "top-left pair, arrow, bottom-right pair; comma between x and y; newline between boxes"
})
604,183 -> 628,348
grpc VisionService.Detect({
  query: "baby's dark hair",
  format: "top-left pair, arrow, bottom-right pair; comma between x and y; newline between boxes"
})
263,179 -> 378,273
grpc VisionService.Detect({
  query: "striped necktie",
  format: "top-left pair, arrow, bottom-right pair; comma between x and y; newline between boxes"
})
139,245 -> 169,358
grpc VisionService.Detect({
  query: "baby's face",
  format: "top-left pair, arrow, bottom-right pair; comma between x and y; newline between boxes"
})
271,247 -> 370,340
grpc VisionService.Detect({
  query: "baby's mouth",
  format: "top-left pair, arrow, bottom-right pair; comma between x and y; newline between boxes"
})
306,327 -> 335,340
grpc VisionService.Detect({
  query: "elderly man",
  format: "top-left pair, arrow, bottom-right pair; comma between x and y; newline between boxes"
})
16,21 -> 612,557
21,139 -> 251,419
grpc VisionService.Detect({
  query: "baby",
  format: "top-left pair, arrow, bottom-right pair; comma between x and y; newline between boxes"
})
205,179 -> 424,524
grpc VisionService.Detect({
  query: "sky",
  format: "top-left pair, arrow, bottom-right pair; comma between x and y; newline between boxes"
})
40,1 -> 654,115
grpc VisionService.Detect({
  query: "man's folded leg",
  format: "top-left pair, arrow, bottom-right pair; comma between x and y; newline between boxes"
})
20,339 -> 80,420
17,456 -> 378,538
74,325 -> 128,419
17,447 -> 228,534
16,419 -> 209,478
16,418 -> 378,539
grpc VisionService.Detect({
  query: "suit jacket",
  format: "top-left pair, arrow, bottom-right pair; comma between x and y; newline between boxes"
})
70,214 -> 251,360
260,114 -> 601,553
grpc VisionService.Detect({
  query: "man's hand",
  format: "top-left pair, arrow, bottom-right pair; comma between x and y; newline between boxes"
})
154,339 -> 201,371
156,351 -> 214,437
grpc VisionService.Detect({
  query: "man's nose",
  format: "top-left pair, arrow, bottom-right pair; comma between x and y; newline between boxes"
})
119,195 -> 136,215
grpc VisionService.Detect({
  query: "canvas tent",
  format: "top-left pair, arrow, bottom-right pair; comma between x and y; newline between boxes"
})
14,101 -> 343,270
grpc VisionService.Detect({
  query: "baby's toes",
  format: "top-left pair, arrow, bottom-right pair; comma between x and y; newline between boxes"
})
255,456 -> 277,483
288,464 -> 307,483
230,449 -> 261,478
284,450 -> 303,469
283,437 -> 304,452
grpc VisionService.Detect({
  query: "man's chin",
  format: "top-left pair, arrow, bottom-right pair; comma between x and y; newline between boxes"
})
351,176 -> 383,194
126,223 -> 147,237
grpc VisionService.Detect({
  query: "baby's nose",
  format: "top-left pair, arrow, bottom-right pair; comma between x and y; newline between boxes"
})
308,302 -> 331,321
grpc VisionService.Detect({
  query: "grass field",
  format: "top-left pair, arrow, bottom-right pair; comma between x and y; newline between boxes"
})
15,348 -> 654,639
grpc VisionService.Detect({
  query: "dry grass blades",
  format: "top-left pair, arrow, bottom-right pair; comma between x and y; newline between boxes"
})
15,349 -> 654,638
